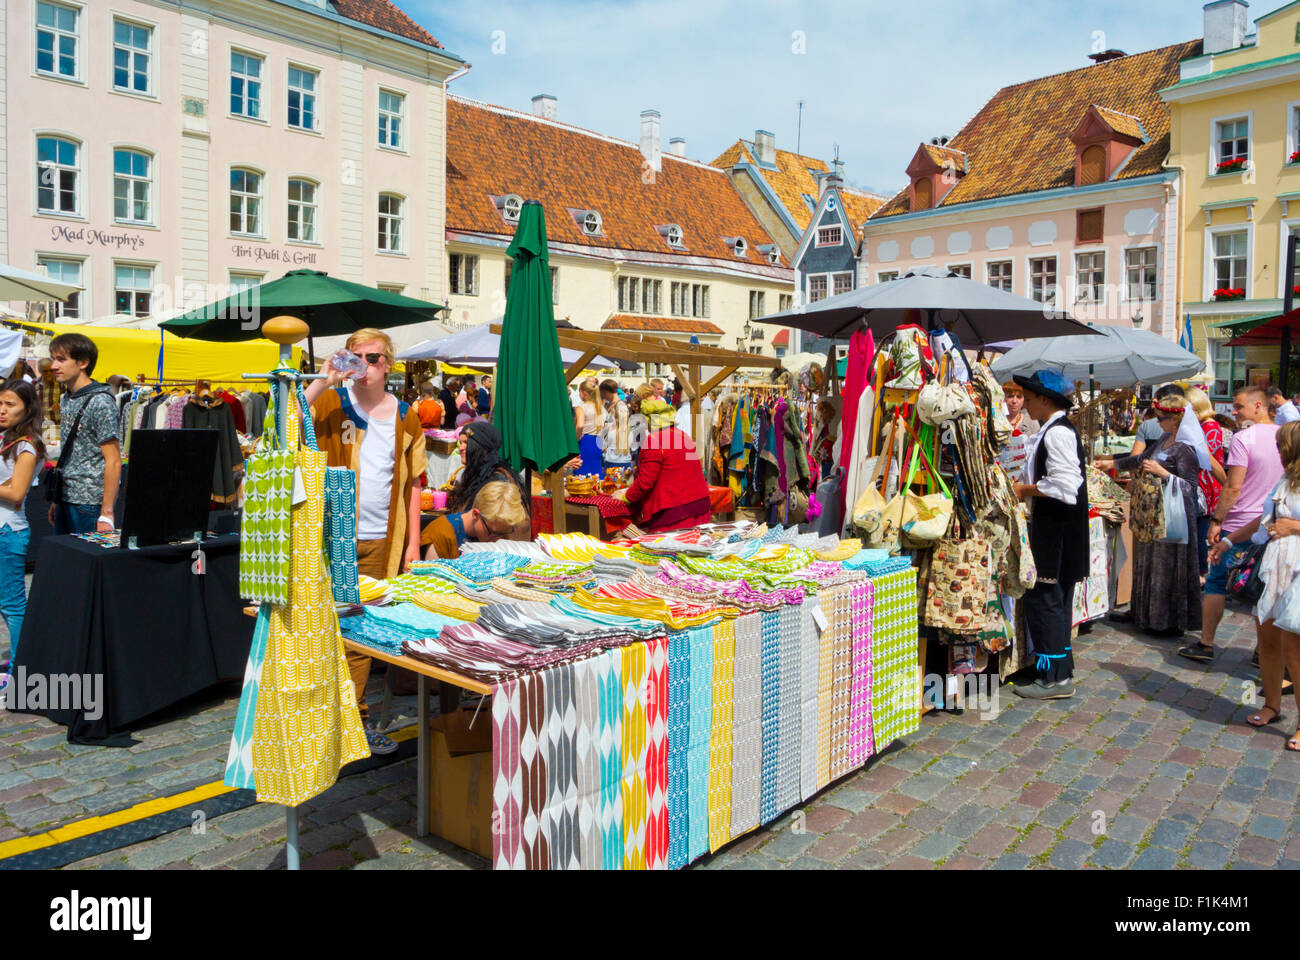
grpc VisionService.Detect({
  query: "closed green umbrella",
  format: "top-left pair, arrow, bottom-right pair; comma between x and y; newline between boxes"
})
160,269 -> 445,341
496,201 -> 578,475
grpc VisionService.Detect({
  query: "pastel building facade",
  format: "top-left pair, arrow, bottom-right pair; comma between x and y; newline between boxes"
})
862,41 -> 1200,344
2,0 -> 463,348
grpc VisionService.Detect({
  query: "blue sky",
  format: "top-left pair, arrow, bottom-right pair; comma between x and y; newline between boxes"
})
408,0 -> 1211,198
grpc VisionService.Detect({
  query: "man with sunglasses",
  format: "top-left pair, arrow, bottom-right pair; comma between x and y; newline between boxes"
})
306,328 -> 426,756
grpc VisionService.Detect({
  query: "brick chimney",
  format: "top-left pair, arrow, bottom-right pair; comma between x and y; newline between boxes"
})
640,109 -> 661,172
754,129 -> 776,166
1088,49 -> 1127,63
668,137 -> 686,157
531,94 -> 557,120
1203,0 -> 1248,54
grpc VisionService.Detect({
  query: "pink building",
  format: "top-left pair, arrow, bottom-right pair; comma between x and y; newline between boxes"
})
862,42 -> 1201,340
1,0 -> 463,347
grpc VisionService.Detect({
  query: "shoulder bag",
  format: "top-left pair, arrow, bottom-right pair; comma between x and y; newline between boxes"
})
43,400 -> 94,504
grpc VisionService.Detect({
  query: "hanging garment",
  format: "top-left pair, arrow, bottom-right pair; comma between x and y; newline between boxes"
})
182,393 -> 244,503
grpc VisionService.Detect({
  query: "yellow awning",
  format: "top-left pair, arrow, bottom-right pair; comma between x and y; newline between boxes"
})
10,320 -> 303,386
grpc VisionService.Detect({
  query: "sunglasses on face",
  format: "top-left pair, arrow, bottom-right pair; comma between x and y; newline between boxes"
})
362,353 -> 386,366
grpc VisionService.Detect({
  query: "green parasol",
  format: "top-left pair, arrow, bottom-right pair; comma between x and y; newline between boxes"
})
495,201 -> 579,474
159,269 -> 445,341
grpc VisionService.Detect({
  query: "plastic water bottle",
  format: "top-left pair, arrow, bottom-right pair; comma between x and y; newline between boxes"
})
330,349 -> 367,378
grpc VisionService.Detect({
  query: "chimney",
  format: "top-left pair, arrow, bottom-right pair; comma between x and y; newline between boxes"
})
1088,49 -> 1127,63
754,129 -> 776,166
668,137 -> 686,157
1203,0 -> 1248,54
640,109 -> 661,172
820,161 -> 843,199
531,94 -> 557,120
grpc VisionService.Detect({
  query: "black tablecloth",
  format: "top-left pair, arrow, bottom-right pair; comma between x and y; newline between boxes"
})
13,534 -> 253,744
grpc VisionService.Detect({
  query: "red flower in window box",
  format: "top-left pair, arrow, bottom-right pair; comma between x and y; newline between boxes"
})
1216,158 -> 1248,173
1290,149 -> 1300,164
1213,287 -> 1246,301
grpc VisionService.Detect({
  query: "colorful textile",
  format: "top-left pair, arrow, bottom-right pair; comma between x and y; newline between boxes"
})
848,580 -> 876,768
518,672 -> 550,869
597,652 -> 624,870
826,583 -> 855,782
542,662 -> 580,869
323,464 -> 360,604
686,624 -> 714,863
238,395 -> 293,605
654,560 -> 806,610
775,602 -> 803,814
758,610 -> 781,825
491,678 -> 524,869
620,643 -> 649,869
580,583 -> 735,630
411,591 -> 482,621
224,606 -> 269,789
410,552 -> 533,586
799,600 -> 821,802
871,568 -> 921,748
572,657 -> 603,870
666,629 -> 692,870
707,619 -> 735,852
644,636 -> 669,870
384,572 -> 454,603
729,613 -> 762,840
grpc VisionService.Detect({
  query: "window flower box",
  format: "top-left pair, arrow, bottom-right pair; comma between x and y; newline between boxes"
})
1213,287 -> 1246,301
1215,158 -> 1248,174
1290,149 -> 1300,165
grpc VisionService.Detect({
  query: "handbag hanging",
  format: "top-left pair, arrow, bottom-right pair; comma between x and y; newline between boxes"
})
924,512 -> 994,634
238,389 -> 295,605
1226,541 -> 1267,607
898,418 -> 954,548
297,383 -> 360,604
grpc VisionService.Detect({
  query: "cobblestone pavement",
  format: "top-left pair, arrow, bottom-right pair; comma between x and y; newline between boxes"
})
2,604 -> 1298,870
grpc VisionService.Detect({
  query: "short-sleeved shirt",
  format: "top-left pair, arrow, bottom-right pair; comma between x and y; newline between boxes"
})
0,440 -> 38,530
1222,422 -> 1283,534
1135,417 -> 1164,448
59,383 -> 120,506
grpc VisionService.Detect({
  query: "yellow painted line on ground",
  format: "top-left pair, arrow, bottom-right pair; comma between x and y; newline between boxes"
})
0,723 -> 418,862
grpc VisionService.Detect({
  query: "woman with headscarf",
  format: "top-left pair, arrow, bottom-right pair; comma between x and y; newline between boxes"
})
424,420 -> 530,550
616,397 -> 710,532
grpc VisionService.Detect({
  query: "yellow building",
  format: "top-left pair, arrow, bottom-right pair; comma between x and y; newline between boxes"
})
1162,0 -> 1300,399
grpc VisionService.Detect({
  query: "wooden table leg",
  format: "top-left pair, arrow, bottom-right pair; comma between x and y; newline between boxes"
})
417,673 -> 429,836
588,504 -> 601,538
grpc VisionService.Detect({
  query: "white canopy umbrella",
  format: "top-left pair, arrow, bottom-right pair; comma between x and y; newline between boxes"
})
398,321 -> 616,369
0,263 -> 81,302
991,325 -> 1204,390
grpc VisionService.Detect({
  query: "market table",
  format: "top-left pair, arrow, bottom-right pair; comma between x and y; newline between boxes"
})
340,638 -> 491,837
13,533 -> 253,744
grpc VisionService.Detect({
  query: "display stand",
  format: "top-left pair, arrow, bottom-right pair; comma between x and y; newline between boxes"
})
242,315 -> 326,872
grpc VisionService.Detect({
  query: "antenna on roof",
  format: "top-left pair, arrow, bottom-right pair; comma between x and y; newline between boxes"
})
796,100 -> 805,155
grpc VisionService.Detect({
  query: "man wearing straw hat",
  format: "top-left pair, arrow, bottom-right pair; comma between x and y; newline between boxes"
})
1011,369 -> 1089,700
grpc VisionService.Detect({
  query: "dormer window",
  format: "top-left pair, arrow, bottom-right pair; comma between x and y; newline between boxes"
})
1070,105 -> 1146,187
733,237 -> 747,257
502,194 -> 522,222
906,143 -> 967,213
768,248 -> 781,265
582,210 -> 602,235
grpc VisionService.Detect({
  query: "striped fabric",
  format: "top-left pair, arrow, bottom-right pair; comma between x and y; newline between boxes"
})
729,613 -> 762,840
491,678 -> 524,870
665,630 -> 692,870
645,636 -> 669,870
848,580 -> 876,768
799,601 -> 819,802
774,602 -> 802,816
686,624 -> 714,863
596,652 -> 624,871
815,592 -> 836,792
620,643 -> 649,869
572,658 -> 604,869
827,583 -> 855,782
758,610 -> 781,826
542,663 -> 579,870
519,672 -> 550,870
871,568 -> 922,749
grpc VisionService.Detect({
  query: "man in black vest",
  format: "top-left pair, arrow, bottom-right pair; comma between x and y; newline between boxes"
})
1011,370 -> 1089,700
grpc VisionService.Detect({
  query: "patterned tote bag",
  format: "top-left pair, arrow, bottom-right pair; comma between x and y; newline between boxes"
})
239,389 -> 294,604
298,384 -> 359,604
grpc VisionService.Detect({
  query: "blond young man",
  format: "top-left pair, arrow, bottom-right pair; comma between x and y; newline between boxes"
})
305,328 -> 426,754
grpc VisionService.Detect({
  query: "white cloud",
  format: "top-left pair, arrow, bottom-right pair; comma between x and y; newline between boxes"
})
411,0 -> 1205,196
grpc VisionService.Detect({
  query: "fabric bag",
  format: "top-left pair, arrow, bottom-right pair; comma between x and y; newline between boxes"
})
917,380 -> 974,426
924,531 -> 993,634
815,466 -> 845,537
1158,475 -> 1189,544
1129,470 -> 1166,543
1226,541 -> 1267,607
296,384 -> 360,604
899,420 -> 954,548
852,451 -> 901,552
238,391 -> 295,605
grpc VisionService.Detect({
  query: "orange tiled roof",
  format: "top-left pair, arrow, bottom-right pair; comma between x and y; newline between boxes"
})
711,141 -> 830,233
331,0 -> 442,48
447,99 -> 780,265
920,144 -> 969,173
840,188 -> 888,239
1093,106 -> 1147,141
872,40 -> 1201,219
602,315 -> 724,335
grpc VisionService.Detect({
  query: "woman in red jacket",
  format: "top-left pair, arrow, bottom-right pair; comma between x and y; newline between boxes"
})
619,398 -> 711,532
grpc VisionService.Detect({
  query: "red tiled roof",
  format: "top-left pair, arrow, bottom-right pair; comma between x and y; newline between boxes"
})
330,0 -> 442,49
771,328 -> 790,347
447,98 -> 781,265
602,315 -> 724,335
872,40 -> 1201,219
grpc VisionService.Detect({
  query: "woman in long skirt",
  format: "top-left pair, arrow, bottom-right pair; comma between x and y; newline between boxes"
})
1097,395 -> 1202,637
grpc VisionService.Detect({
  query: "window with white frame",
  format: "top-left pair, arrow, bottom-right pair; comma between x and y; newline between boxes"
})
1075,251 -> 1105,303
618,276 -> 662,314
36,1 -> 79,80
378,90 -> 404,149
947,264 -> 972,279
1125,247 -> 1158,300
37,136 -> 79,215
1213,230 -> 1248,292
112,148 -> 151,224
1290,105 -> 1300,162
112,18 -> 150,94
877,271 -> 899,284
38,257 -> 82,318
986,261 -> 1012,292
228,272 -> 262,296
377,282 -> 404,295
1288,224 -> 1300,292
230,51 -> 263,119
229,169 -> 262,235
287,66 -> 318,131
832,272 -> 853,296
1216,117 -> 1249,167
669,281 -> 708,317
449,253 -> 478,296
778,294 -> 793,312
114,263 -> 153,317
808,276 -> 828,302
378,193 -> 404,252
583,211 -> 602,236
1029,256 -> 1057,303
287,178 -> 318,242
749,291 -> 765,320
816,226 -> 842,247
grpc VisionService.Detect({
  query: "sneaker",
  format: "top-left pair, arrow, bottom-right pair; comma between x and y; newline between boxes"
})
1177,642 -> 1214,664
1012,678 -> 1075,700
0,671 -> 9,709
364,723 -> 398,756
